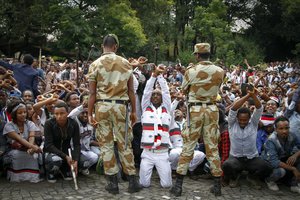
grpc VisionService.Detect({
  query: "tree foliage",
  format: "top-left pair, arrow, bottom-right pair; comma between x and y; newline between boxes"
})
0,0 -> 299,62
225,0 -> 300,61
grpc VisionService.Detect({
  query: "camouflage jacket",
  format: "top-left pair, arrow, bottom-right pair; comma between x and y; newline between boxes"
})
182,61 -> 224,103
88,52 -> 132,100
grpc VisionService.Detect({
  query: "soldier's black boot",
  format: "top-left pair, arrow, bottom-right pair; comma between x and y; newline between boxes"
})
210,176 -> 222,196
128,175 -> 142,193
170,174 -> 184,197
105,174 -> 119,194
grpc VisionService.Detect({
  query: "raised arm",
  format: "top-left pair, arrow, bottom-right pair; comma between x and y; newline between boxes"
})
244,59 -> 251,70
157,74 -> 171,112
171,99 -> 180,114
248,89 -> 263,125
141,75 -> 156,112
33,96 -> 58,117
68,105 -> 84,119
251,89 -> 262,109
231,94 -> 250,111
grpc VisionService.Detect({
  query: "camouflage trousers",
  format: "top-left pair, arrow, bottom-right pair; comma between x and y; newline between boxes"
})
94,102 -> 136,176
176,104 -> 222,177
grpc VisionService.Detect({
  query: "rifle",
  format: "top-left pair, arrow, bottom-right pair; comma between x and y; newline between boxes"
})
124,102 -> 129,150
68,148 -> 79,190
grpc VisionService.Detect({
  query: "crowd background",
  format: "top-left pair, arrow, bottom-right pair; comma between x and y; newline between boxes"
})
0,52 -> 299,194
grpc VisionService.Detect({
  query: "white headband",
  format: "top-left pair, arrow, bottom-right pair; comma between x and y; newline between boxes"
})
12,103 -> 26,113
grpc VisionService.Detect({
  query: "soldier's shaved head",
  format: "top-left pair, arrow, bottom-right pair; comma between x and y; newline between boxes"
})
103,34 -> 119,48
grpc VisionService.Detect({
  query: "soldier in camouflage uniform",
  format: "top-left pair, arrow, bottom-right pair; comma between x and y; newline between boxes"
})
87,34 -> 141,194
170,43 -> 224,197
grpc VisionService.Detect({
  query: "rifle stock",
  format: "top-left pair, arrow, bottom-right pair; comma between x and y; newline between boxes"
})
124,103 -> 129,150
186,96 -> 190,128
68,148 -> 79,190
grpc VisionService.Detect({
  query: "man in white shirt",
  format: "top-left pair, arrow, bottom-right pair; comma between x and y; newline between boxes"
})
139,65 -> 172,188
222,88 -> 272,188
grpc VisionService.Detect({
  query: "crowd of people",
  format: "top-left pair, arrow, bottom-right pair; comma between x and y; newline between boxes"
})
0,34 -> 299,197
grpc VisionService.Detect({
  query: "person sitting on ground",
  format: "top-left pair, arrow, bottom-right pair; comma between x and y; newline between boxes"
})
0,117 -> 7,175
265,97 -> 282,118
169,93 -> 205,178
68,95 -> 99,176
218,105 -> 230,167
65,91 -> 80,112
3,98 -> 42,182
222,87 -> 272,189
33,93 -> 59,126
285,87 -> 300,143
43,102 -> 80,183
139,65 -> 172,188
25,101 -> 43,146
262,116 -> 300,193
0,90 -> 9,122
256,113 -> 275,155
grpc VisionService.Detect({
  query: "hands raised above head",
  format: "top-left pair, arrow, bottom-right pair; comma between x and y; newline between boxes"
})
37,93 -> 59,103
153,65 -> 166,77
0,76 -> 17,90
246,84 -> 258,97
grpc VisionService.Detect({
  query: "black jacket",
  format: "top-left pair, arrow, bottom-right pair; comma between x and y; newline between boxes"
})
44,117 -> 80,161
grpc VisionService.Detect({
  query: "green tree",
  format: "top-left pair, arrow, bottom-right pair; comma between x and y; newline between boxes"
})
101,0 -> 147,56
187,0 -> 264,66
0,0 -> 147,59
130,0 -> 174,61
46,0 -> 147,58
191,0 -> 232,62
0,0 -> 49,55
225,0 -> 300,61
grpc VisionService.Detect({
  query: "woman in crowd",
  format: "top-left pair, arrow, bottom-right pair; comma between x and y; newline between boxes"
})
3,98 -> 42,182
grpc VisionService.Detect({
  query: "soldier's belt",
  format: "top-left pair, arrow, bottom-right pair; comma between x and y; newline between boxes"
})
95,99 -> 128,104
189,102 -> 214,106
